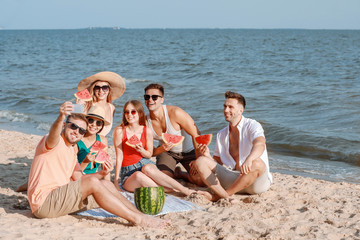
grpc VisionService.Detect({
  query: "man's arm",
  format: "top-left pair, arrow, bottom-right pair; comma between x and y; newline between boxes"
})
71,163 -> 84,181
171,106 -> 201,157
46,102 -> 73,149
239,136 -> 266,175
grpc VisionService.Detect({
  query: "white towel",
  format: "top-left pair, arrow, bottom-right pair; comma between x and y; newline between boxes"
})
77,191 -> 204,218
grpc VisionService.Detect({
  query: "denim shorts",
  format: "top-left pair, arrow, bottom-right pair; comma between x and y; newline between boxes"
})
120,158 -> 155,185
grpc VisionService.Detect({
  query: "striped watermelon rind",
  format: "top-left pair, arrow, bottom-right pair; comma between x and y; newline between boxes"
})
125,135 -> 142,148
161,133 -> 184,146
94,149 -> 109,164
195,134 -> 213,146
134,186 -> 165,215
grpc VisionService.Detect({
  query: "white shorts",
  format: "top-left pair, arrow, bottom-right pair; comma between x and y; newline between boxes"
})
215,164 -> 271,195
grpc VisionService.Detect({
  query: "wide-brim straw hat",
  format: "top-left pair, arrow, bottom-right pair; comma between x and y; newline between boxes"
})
77,71 -> 126,101
86,105 -> 110,126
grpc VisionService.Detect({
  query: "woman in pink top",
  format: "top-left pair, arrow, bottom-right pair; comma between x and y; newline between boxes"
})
77,71 -> 126,136
113,100 -> 198,196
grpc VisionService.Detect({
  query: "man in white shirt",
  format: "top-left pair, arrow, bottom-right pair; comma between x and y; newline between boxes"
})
195,91 -> 272,202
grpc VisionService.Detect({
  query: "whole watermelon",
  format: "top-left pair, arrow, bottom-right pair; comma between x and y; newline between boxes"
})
134,186 -> 165,215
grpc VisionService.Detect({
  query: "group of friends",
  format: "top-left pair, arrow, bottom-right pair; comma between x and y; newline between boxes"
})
21,71 -> 273,228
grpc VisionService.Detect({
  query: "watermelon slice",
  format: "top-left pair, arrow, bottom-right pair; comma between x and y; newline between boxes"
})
94,149 -> 110,164
90,141 -> 107,153
125,135 -> 142,148
195,134 -> 213,146
162,133 -> 184,146
74,89 -> 92,101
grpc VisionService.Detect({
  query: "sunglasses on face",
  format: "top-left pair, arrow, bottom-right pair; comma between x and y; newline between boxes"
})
144,94 -> 162,101
87,118 -> 104,127
124,110 -> 137,115
66,121 -> 87,135
94,85 -> 110,92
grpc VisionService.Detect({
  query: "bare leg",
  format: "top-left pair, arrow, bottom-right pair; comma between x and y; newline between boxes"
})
80,175 -> 168,228
160,169 -> 174,178
142,164 -> 196,196
122,171 -> 158,192
226,159 -> 266,196
194,156 -> 230,200
174,166 -> 205,187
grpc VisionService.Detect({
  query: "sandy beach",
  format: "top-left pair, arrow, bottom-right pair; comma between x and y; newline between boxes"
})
0,129 -> 359,239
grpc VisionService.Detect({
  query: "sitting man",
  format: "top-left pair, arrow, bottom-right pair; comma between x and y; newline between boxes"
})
195,91 -> 272,202
27,101 -> 167,228
144,83 -> 203,186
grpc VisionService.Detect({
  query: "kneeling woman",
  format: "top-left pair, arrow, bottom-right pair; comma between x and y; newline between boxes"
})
113,100 -> 195,195
77,105 -> 111,180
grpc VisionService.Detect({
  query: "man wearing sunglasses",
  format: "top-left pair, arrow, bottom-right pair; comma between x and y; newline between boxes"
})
27,101 -> 168,228
144,83 -> 203,186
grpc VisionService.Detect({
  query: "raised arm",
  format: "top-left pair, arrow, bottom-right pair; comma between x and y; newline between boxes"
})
113,127 -> 124,191
46,101 -> 73,149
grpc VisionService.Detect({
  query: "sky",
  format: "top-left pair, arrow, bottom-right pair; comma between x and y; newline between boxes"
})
0,0 -> 359,30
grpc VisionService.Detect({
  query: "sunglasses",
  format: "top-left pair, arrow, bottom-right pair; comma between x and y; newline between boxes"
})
124,110 -> 137,115
87,118 -> 104,127
94,85 -> 110,92
144,94 -> 162,101
66,121 -> 87,135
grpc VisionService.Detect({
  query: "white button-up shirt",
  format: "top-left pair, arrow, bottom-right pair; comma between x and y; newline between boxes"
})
213,116 -> 273,183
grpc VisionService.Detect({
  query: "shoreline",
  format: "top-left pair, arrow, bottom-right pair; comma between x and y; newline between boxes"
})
0,129 -> 359,239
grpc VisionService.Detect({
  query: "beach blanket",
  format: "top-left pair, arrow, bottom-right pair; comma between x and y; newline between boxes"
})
77,191 -> 204,218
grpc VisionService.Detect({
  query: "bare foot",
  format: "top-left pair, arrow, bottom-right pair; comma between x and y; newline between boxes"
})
138,215 -> 172,229
197,190 -> 214,201
229,197 -> 239,204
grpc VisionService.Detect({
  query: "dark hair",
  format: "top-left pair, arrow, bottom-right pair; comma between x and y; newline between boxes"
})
86,116 -> 105,133
225,91 -> 246,108
144,83 -> 164,96
66,113 -> 88,125
121,100 -> 146,127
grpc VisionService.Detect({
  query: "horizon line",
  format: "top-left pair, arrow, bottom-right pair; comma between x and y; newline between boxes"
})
1,27 -> 360,31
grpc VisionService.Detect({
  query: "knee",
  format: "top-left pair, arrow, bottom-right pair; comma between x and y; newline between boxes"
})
252,159 -> 266,174
141,164 -> 157,175
131,171 -> 148,182
194,156 -> 208,170
82,176 -> 102,191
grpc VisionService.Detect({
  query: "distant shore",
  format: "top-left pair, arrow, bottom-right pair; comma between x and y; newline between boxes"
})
0,129 -> 359,239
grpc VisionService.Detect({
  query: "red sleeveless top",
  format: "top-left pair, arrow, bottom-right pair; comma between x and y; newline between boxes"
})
121,126 -> 147,167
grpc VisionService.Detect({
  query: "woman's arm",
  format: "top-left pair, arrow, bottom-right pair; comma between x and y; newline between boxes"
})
113,127 -> 124,190
100,135 -> 110,180
135,126 -> 153,159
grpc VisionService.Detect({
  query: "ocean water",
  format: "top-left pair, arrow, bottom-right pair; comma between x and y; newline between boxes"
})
0,29 -> 359,183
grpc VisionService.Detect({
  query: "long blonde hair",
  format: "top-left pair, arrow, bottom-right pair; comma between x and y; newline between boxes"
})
84,80 -> 113,112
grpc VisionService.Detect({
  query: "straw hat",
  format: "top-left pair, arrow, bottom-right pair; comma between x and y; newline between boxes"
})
86,105 -> 110,126
77,71 -> 126,101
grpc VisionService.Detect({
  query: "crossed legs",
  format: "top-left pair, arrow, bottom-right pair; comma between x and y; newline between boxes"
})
194,156 -> 266,201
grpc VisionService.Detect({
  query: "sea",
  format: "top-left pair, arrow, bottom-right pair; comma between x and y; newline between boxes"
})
0,28 -> 359,184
